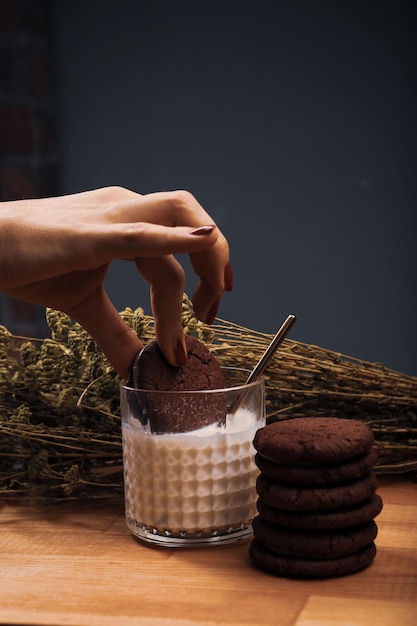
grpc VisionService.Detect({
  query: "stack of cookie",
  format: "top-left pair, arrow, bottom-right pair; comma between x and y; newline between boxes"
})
249,417 -> 383,578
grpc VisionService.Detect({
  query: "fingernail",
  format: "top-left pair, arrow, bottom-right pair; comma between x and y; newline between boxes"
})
206,300 -> 219,325
174,339 -> 187,366
190,225 -> 215,236
224,262 -> 233,292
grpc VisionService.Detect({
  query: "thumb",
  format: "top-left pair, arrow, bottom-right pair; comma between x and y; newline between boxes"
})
68,286 -> 143,379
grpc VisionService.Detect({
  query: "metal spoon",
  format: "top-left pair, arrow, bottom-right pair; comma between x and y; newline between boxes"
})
228,313 -> 297,415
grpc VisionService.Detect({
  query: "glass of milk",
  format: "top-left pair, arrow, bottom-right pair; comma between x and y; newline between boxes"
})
120,367 -> 265,547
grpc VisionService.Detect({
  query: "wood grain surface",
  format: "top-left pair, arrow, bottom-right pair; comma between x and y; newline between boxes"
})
0,477 -> 416,626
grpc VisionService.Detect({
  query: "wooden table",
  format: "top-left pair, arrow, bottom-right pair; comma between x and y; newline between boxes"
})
0,477 -> 416,626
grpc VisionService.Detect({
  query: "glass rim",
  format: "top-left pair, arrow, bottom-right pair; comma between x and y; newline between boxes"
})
121,366 -> 264,395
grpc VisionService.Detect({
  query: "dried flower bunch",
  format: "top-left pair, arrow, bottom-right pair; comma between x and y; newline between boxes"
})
1,295 -> 416,501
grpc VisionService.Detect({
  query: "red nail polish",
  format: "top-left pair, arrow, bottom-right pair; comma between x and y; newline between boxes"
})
174,339 -> 187,366
224,262 -> 233,292
206,301 -> 219,325
190,225 -> 215,236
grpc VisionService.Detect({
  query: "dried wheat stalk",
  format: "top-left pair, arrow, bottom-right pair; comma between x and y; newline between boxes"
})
1,295 -> 416,501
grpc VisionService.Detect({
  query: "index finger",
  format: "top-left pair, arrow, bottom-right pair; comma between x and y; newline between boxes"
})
102,189 -> 216,229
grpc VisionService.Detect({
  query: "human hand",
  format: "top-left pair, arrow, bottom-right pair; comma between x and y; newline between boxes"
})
0,186 -> 232,378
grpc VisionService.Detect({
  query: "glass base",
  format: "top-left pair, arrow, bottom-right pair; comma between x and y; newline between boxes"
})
126,515 -> 253,547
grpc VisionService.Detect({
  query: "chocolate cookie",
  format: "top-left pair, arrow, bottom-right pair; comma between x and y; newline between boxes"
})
249,539 -> 377,579
256,493 -> 383,530
256,472 -> 377,512
130,335 -> 226,433
254,448 -> 378,486
133,335 -> 225,392
250,416 -> 381,578
253,418 -> 375,465
252,516 -> 378,558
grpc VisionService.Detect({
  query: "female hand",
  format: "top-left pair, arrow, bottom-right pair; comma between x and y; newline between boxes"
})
0,186 -> 232,379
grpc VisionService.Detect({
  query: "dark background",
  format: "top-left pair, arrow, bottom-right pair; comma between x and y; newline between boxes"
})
46,0 -> 416,375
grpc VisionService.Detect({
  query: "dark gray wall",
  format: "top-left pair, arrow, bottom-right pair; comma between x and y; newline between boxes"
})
48,0 -> 417,376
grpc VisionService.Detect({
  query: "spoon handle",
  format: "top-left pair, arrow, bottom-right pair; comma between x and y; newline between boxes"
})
228,314 -> 297,415
245,314 -> 297,385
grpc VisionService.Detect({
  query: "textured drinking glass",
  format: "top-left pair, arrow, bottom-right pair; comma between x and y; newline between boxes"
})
120,367 -> 265,547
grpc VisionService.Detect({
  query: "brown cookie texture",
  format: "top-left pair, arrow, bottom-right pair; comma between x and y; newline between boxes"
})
256,472 -> 377,512
134,335 -> 225,392
251,417 -> 381,577
256,493 -> 383,530
130,335 -> 226,433
253,417 -> 375,465
254,447 -> 378,486
249,539 -> 377,579
252,516 -> 378,559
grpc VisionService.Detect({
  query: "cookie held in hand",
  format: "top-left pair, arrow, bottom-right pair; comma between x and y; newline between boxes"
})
129,335 -> 226,433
